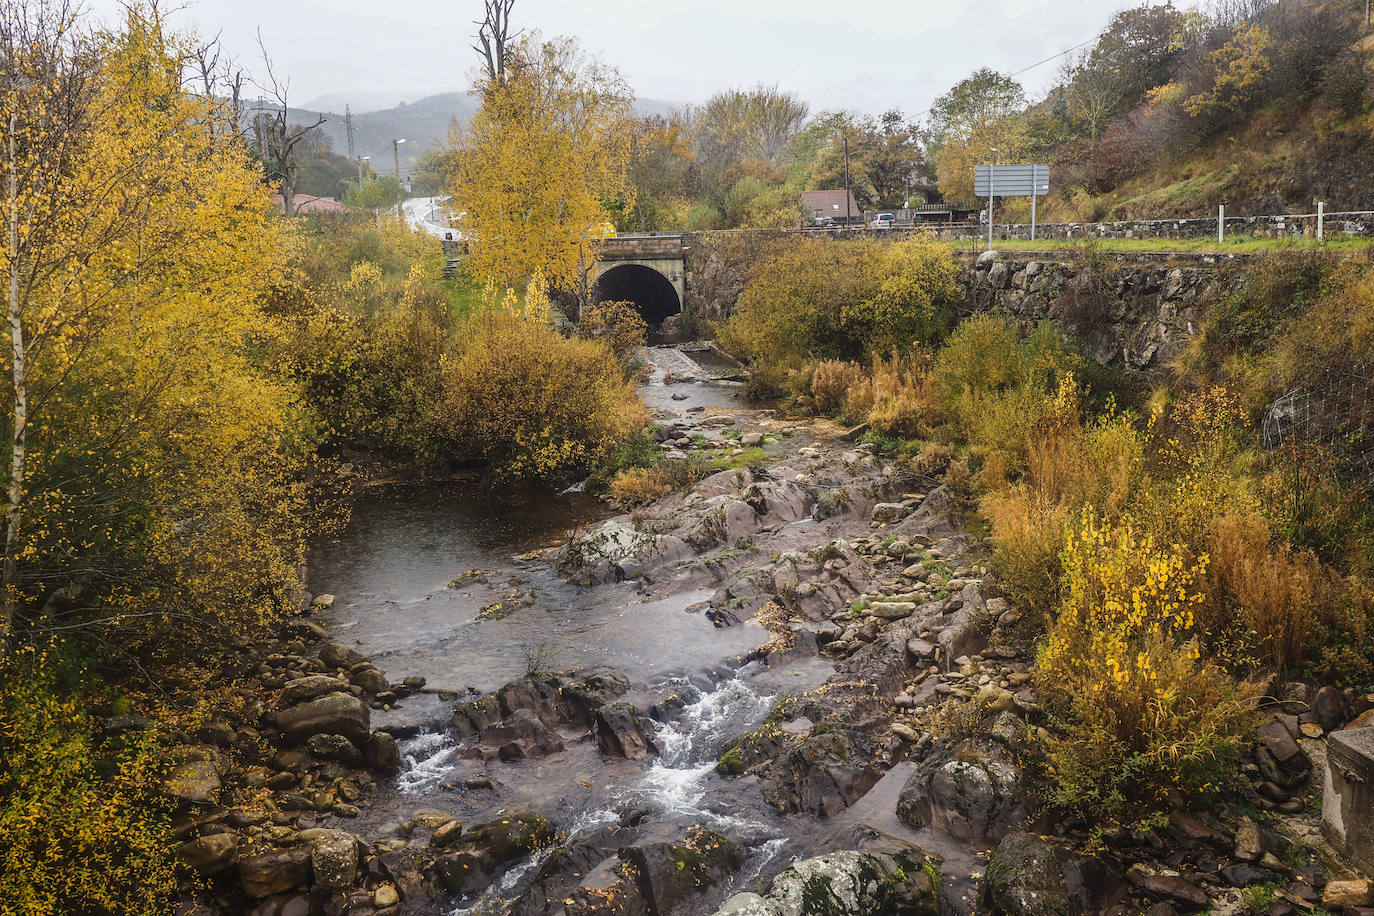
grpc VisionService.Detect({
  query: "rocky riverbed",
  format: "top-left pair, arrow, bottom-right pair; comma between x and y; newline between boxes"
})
174,347 -> 1374,916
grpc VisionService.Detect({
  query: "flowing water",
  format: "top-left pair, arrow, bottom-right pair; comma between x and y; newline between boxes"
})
306,361 -> 836,913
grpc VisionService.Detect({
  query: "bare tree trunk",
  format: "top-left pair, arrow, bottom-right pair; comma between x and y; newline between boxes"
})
4,109 -> 26,646
281,170 -> 295,216
474,0 -> 518,83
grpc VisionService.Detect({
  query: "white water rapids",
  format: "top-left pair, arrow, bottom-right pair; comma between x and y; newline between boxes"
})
385,672 -> 789,915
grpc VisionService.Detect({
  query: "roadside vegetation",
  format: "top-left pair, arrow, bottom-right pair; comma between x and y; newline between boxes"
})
724,235 -> 1374,824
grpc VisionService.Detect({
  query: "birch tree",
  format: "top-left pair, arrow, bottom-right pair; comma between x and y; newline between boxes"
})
447,34 -> 635,294
0,0 -> 98,647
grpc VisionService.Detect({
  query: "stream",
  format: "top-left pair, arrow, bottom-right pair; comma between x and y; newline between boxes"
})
307,359 -> 831,913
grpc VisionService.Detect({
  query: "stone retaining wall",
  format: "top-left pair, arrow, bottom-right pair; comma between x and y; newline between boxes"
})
956,249 -> 1231,379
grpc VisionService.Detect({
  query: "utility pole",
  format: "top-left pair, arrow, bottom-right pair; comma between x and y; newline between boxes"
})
843,134 -> 852,228
393,137 -> 406,217
357,155 -> 370,192
344,104 -> 356,160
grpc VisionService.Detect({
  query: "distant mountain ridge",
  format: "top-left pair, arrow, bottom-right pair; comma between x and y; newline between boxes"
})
283,91 -> 687,174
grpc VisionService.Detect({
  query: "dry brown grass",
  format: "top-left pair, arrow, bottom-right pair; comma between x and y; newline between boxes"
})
1207,512 -> 1333,672
982,489 -> 1071,624
610,467 -> 675,507
810,360 -> 866,415
864,353 -> 935,437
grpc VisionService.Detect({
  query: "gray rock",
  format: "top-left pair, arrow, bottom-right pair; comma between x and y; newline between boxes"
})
594,704 -> 657,760
281,675 -> 349,705
980,832 -> 1119,915
275,692 -> 370,746
305,733 -> 363,765
898,739 -> 1027,843
348,666 -> 389,694
871,503 -> 909,524
309,830 -> 359,893
319,641 -> 367,669
365,730 -> 401,773
239,846 -> 312,899
868,601 -> 916,620
726,849 -> 939,916
163,756 -> 221,805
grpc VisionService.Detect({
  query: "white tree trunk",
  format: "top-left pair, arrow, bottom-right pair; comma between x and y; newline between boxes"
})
3,110 -> 26,646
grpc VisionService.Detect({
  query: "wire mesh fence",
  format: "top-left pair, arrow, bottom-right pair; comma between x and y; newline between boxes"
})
1262,365 -> 1374,488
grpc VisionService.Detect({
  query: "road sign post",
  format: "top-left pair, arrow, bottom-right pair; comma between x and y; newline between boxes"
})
975,164 -> 1050,246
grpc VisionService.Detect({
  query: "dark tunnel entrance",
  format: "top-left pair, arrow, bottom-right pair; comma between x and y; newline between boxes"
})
594,264 -> 682,327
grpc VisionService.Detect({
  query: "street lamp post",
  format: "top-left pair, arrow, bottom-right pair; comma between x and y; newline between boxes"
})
393,138 -> 407,216
357,155 -> 370,191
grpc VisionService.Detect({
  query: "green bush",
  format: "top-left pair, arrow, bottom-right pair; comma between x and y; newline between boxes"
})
727,235 -> 957,366
440,310 -> 647,481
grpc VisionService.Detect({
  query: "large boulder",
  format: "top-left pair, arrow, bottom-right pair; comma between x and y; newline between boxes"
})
897,738 -> 1028,843
239,847 -> 313,899
275,691 -> 369,746
479,708 -> 566,761
560,668 -> 631,724
714,849 -> 939,916
759,728 -> 883,817
621,828 -> 741,914
979,832 -> 1121,915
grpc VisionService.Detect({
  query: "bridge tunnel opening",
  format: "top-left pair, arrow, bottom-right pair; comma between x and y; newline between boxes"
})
594,264 -> 682,328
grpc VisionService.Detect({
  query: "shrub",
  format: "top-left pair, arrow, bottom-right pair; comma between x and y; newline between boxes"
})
0,653 -> 177,916
743,362 -> 788,402
982,490 -> 1071,625
810,360 -> 866,416
1036,510 -> 1257,819
727,235 -> 957,366
580,299 -> 648,361
932,318 -> 1083,457
865,353 -> 934,438
441,310 -> 647,481
1207,512 -> 1332,673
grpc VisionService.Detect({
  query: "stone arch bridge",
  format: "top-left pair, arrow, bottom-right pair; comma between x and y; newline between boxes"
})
592,234 -> 686,326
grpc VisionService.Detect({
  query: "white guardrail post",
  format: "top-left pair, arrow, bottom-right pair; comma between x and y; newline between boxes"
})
1218,204 -> 1225,244
1318,202 -> 1325,241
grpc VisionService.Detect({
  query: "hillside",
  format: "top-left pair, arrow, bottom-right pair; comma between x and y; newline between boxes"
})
932,0 -> 1374,223
286,92 -> 685,174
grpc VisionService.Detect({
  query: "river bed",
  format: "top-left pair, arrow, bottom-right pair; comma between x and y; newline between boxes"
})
305,361 -> 836,913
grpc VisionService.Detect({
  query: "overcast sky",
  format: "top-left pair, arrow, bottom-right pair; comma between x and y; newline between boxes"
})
85,0 -> 1141,115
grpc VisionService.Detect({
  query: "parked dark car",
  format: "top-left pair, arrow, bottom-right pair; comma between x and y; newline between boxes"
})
809,216 -> 838,229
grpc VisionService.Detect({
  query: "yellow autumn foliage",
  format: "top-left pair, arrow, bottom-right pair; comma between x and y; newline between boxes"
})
447,34 -> 635,291
1036,509 -> 1257,817
441,309 -> 646,481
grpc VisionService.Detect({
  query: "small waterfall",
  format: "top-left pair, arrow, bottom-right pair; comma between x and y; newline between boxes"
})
396,730 -> 461,795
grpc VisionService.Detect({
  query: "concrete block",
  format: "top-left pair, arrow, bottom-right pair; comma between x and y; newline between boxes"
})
1323,727 -> 1374,873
